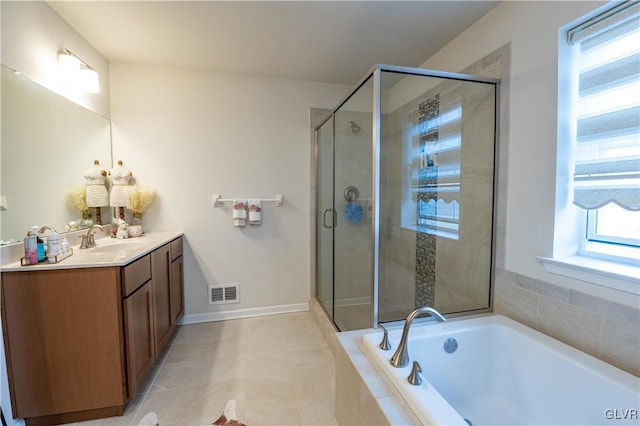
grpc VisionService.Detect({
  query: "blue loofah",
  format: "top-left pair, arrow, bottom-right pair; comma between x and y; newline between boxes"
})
345,201 -> 364,224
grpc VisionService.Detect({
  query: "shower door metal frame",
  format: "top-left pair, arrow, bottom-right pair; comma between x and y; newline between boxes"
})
314,122 -> 334,326
315,64 -> 501,331
371,68 -> 382,331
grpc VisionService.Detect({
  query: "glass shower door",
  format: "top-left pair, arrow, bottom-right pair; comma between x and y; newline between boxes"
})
316,76 -> 375,331
316,117 -> 334,323
332,77 -> 374,331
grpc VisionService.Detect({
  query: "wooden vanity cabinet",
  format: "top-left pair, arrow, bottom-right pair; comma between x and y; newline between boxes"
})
170,237 -> 184,325
0,236 -> 184,425
1,268 -> 128,424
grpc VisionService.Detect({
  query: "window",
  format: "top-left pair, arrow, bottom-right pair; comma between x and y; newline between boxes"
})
568,1 -> 640,264
413,95 -> 463,239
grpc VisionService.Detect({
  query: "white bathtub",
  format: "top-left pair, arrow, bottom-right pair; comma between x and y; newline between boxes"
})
361,314 -> 640,426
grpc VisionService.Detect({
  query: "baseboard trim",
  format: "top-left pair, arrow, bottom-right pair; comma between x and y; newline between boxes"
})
178,302 -> 310,324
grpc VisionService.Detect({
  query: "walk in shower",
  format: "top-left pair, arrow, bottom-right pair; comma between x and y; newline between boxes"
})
315,64 -> 499,331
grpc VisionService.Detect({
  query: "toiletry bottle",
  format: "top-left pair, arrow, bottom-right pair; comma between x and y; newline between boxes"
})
61,237 -> 69,255
32,226 -> 45,262
24,230 -> 37,265
47,229 -> 60,263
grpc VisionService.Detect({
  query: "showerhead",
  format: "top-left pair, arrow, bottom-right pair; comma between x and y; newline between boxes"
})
348,121 -> 361,133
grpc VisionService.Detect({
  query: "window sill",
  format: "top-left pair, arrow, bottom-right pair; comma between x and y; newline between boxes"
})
538,255 -> 640,295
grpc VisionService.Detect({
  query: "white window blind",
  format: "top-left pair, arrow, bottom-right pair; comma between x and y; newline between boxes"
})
568,0 -> 640,212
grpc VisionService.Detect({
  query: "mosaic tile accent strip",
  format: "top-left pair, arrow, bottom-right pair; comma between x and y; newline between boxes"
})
415,94 -> 440,308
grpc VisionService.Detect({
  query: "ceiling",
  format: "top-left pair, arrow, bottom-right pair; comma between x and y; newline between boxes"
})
48,1 -> 499,86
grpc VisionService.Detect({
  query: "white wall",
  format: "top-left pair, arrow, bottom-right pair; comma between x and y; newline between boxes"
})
109,64 -> 349,321
415,1 -> 637,300
0,1 -> 110,117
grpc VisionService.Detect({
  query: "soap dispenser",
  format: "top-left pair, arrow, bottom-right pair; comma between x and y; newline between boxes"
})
47,229 -> 60,263
61,237 -> 70,255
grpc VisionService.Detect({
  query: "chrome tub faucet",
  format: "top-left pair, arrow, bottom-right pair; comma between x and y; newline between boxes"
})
390,306 -> 446,368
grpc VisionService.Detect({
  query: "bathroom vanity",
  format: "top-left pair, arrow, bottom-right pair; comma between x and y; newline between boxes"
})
0,232 -> 183,425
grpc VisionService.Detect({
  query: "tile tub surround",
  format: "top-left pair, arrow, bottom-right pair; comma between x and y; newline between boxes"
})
335,310 -> 640,426
59,310 -> 337,426
314,297 -> 418,425
494,268 -> 640,377
335,328 -> 417,426
310,297 -> 339,361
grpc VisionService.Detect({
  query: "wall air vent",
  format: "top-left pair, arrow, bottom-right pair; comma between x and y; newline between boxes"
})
208,283 -> 240,305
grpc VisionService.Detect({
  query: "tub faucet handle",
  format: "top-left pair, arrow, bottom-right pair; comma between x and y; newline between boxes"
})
408,360 -> 422,386
378,324 -> 391,351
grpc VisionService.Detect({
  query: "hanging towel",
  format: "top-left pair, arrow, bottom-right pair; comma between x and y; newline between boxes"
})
248,199 -> 262,225
232,199 -> 247,227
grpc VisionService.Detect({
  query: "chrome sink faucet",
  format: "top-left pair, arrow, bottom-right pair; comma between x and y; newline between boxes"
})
390,306 -> 446,368
37,225 -> 57,235
79,224 -> 104,249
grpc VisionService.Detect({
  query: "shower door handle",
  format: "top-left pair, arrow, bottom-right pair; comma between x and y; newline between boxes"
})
322,209 -> 335,229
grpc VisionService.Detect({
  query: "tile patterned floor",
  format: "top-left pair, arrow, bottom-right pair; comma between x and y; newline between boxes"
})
71,311 -> 337,426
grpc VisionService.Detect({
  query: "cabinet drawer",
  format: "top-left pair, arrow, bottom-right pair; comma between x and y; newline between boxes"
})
170,237 -> 183,261
123,255 -> 151,297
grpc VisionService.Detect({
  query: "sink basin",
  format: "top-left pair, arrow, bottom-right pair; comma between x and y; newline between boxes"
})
89,239 -> 148,254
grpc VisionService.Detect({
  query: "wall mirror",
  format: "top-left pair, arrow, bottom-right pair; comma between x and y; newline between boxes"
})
1,65 -> 112,243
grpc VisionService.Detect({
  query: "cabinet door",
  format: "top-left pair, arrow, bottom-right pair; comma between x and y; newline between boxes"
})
151,244 -> 173,355
1,268 -> 127,418
171,255 -> 184,323
124,280 -> 154,397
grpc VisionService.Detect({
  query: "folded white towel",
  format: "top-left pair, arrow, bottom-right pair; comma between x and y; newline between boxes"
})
248,199 -> 262,225
232,199 -> 247,227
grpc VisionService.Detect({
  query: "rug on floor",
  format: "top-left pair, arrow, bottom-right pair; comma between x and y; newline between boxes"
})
137,399 -> 246,426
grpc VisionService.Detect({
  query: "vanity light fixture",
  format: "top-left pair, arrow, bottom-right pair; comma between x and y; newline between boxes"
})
79,67 -> 100,94
58,49 -> 81,73
57,49 -> 100,93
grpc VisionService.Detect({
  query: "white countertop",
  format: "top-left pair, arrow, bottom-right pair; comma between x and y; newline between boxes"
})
1,231 -> 183,272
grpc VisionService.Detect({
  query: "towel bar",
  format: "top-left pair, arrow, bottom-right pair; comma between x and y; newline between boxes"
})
212,194 -> 283,207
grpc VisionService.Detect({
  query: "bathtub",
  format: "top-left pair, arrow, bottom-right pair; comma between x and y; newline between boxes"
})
361,314 -> 640,426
